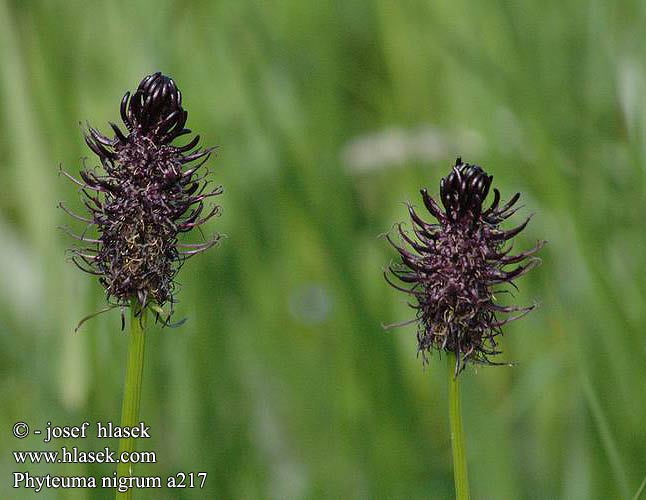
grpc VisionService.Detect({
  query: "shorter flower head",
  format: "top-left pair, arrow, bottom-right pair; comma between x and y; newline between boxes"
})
61,72 -> 222,322
385,158 -> 544,374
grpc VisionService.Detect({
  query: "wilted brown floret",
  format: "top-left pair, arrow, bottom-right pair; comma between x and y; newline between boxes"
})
61,72 -> 221,319
385,158 -> 544,374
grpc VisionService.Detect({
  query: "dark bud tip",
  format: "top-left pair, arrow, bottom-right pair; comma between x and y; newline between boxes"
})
440,157 -> 492,218
127,72 -> 186,143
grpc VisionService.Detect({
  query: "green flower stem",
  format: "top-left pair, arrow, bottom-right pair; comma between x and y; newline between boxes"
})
116,300 -> 147,499
448,352 -> 470,500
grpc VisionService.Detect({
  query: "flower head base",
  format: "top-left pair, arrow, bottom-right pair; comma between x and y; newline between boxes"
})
385,158 -> 543,374
62,72 -> 221,319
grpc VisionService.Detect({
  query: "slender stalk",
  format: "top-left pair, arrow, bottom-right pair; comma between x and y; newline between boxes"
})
116,300 -> 147,499
633,475 -> 646,500
447,352 -> 470,500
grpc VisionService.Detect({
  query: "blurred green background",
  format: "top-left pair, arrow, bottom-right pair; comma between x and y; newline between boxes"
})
1,0 -> 645,498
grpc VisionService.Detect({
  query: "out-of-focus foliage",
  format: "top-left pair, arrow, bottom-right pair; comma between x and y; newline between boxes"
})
0,0 -> 644,498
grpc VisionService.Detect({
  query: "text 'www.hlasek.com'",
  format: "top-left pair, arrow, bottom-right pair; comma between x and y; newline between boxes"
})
11,421 -> 207,494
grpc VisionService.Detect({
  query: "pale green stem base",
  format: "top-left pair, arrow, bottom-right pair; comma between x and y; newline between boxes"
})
448,352 -> 470,500
116,301 -> 147,499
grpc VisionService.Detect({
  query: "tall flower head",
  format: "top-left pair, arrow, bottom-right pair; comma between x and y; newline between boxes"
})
385,158 -> 544,374
61,72 -> 221,320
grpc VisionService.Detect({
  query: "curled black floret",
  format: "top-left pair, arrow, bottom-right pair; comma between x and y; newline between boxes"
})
385,157 -> 544,374
61,72 -> 221,323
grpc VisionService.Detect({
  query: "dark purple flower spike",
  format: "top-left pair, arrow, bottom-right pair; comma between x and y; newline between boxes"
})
61,72 -> 221,325
385,158 -> 544,374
